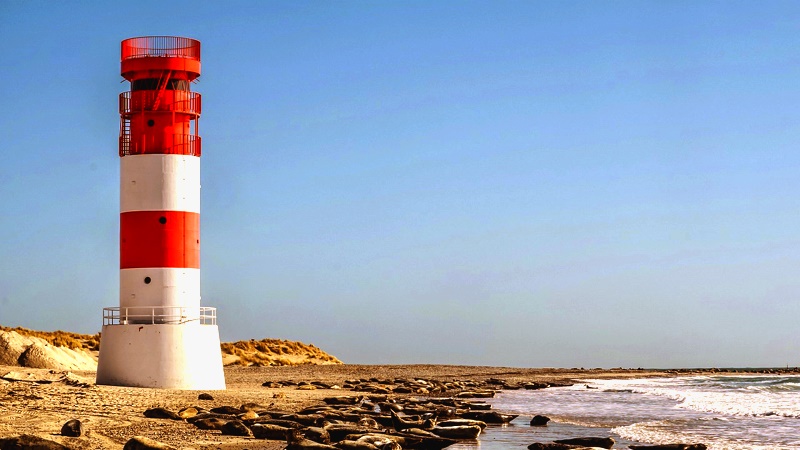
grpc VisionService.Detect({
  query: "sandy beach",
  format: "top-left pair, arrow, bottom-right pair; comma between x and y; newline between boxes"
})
0,364 -> 723,449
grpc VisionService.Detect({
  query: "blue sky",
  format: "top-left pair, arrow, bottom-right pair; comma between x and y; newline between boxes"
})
2,1 -> 800,368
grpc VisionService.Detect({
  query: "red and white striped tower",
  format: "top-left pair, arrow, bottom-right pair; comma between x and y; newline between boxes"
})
96,36 -> 225,389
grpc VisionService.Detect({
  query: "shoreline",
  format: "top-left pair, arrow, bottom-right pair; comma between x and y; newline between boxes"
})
1,364 -> 797,449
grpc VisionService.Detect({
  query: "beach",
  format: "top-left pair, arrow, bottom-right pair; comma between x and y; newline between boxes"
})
0,364 -> 756,449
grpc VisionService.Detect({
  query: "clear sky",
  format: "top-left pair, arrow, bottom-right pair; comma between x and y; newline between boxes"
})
2,1 -> 800,368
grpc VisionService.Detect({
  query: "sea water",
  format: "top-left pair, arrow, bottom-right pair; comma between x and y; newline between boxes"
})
449,375 -> 800,449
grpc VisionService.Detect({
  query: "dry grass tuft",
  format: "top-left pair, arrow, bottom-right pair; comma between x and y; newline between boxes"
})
220,338 -> 342,366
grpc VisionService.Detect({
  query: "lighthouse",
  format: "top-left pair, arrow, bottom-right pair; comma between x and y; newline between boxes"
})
96,36 -> 225,389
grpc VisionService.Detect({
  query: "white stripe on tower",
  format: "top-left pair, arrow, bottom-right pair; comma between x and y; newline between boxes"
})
119,154 -> 201,315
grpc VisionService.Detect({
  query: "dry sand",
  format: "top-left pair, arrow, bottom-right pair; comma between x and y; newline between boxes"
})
0,364 -> 694,449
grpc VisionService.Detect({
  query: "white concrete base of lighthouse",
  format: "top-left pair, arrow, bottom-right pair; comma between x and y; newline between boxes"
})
96,323 -> 226,389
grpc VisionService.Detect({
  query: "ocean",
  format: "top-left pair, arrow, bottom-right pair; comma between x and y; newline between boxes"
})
448,375 -> 800,449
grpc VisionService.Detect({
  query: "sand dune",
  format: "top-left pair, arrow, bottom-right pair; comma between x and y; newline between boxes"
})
0,326 -> 342,370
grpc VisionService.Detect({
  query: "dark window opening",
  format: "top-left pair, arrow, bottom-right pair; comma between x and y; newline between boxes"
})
147,119 -> 155,127
144,277 -> 151,284
159,216 -> 167,224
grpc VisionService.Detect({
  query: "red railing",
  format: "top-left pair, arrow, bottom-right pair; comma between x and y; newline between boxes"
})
121,36 -> 200,61
119,91 -> 201,116
119,133 -> 201,157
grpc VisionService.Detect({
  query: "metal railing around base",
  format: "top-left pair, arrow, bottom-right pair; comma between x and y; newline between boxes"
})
103,306 -> 217,326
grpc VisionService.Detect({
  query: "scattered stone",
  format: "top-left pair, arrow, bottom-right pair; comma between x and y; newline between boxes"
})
178,407 -> 200,419
191,417 -> 227,431
251,423 -> 290,440
143,407 -> 182,420
286,428 -> 338,449
460,411 -> 518,423
210,406 -> 241,415
0,434 -> 69,450
198,392 -> 214,400
554,436 -> 615,449
527,443 -> 579,450
333,440 -> 380,449
123,436 -> 176,450
60,418 -> 83,437
221,420 -> 252,437
304,426 -> 331,444
530,415 -> 551,426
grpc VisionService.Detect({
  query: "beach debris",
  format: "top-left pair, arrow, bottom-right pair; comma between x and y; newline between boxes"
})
530,415 -> 551,426
554,437 -> 615,448
60,418 -> 84,437
123,436 -> 176,450
0,434 -> 68,450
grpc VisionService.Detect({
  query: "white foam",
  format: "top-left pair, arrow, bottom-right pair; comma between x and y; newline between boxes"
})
585,376 -> 800,419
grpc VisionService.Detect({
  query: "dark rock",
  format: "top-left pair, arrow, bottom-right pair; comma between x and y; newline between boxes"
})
123,436 -> 176,450
527,444 -> 578,450
210,405 -> 242,415
304,427 -> 331,444
281,413 -> 324,426
459,411 -> 518,423
524,382 -> 549,390
555,436 -> 614,449
197,392 -> 214,400
186,412 -> 237,423
530,415 -> 551,426
240,402 -> 267,412
143,407 -> 182,420
286,428 -> 338,449
324,425 -> 375,442
191,418 -> 227,431
464,402 -> 492,410
323,396 -> 361,405
60,419 -> 83,437
251,423 -> 289,440
0,434 -> 69,450
246,418 -> 305,429
221,420 -> 252,437
333,440 -> 380,449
